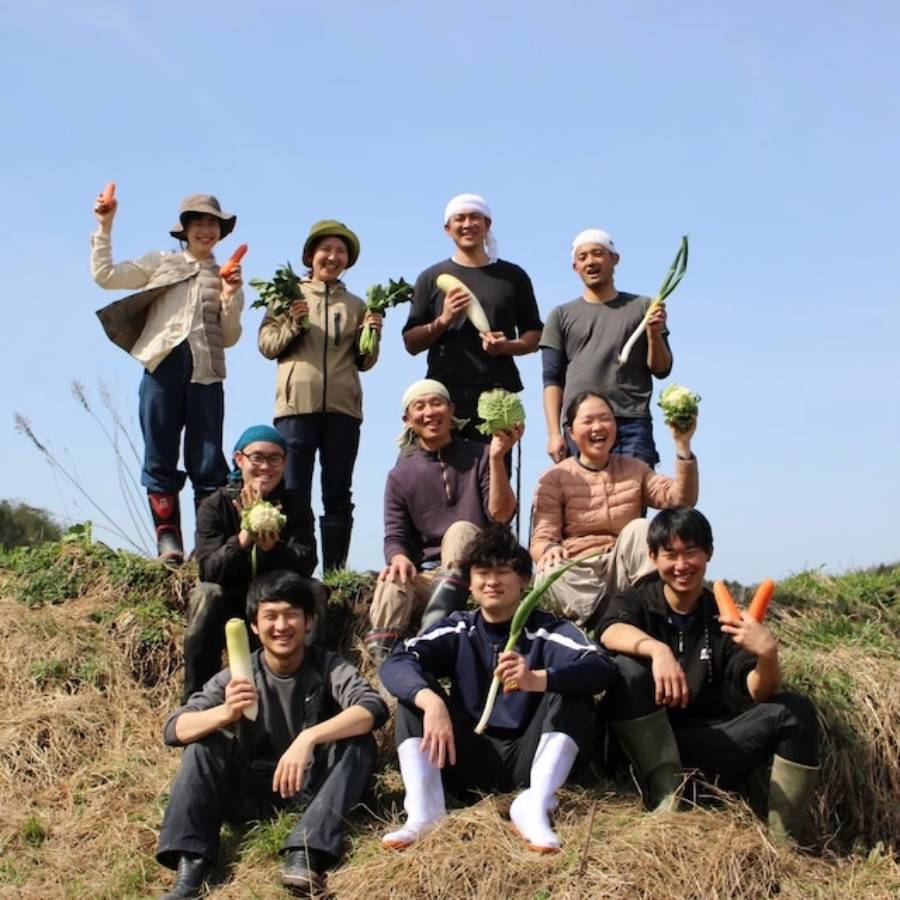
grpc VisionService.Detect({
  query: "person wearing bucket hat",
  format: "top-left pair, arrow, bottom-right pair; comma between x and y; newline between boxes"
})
540,228 -> 672,468
402,194 -> 543,442
92,188 -> 245,564
184,424 -> 319,700
258,219 -> 382,574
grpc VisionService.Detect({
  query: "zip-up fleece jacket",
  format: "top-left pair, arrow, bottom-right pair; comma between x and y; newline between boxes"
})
379,607 -> 617,738
257,278 -> 377,421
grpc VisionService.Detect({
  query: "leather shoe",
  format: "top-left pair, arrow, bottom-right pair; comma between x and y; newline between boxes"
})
161,852 -> 211,899
281,847 -> 326,894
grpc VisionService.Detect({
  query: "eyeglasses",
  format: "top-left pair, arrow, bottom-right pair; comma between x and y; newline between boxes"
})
241,452 -> 285,466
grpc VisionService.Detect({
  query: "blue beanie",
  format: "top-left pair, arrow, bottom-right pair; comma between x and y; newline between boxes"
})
233,424 -> 287,453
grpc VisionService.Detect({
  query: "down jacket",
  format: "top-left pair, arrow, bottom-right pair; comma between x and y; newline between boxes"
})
529,453 -> 698,559
257,278 -> 377,421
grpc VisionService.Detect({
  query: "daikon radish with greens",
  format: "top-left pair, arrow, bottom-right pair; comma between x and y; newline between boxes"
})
435,273 -> 491,334
618,235 -> 689,365
225,617 -> 258,721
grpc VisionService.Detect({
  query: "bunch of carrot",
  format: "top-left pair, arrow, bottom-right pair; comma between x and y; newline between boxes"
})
712,579 -> 775,623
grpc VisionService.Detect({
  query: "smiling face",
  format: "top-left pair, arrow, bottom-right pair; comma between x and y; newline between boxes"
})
570,395 -> 617,466
572,242 -> 618,292
651,536 -> 712,611
251,600 -> 310,666
469,563 -> 527,623
404,393 -> 454,449
234,440 -> 286,496
444,211 -> 489,252
183,214 -> 222,259
310,235 -> 350,283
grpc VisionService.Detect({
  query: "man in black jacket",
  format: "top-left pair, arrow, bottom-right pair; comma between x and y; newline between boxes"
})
157,571 -> 388,898
597,507 -> 819,842
379,526 -> 616,853
184,424 -> 317,699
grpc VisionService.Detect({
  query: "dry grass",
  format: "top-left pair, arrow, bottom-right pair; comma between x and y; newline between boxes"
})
1,548 -> 899,898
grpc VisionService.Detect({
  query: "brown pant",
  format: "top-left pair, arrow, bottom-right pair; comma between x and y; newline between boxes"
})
369,521 -> 481,632
534,518 -> 656,627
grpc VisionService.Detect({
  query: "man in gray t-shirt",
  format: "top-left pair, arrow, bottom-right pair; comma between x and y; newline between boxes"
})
540,229 -> 672,467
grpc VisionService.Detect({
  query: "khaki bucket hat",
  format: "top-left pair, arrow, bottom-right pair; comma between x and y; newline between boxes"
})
301,219 -> 360,268
170,194 -> 236,240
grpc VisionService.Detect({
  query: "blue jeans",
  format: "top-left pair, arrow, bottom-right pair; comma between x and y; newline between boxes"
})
138,342 -> 229,494
564,415 -> 659,467
275,413 -> 360,517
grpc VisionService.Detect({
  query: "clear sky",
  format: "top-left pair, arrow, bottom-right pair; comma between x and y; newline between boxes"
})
2,1 -> 898,583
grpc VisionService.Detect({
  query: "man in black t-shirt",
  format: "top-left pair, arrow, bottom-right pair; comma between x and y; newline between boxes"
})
597,508 -> 819,843
403,193 -> 542,442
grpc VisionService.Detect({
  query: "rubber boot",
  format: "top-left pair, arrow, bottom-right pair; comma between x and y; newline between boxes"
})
149,492 -> 184,564
320,513 -> 353,572
182,582 -> 225,702
382,737 -> 446,849
418,569 -> 470,634
363,627 -> 403,666
767,754 -> 819,844
510,731 -> 578,852
612,709 -> 683,813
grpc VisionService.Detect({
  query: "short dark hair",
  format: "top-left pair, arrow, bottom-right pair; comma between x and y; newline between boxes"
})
647,507 -> 714,555
564,391 -> 614,429
459,525 -> 533,578
246,570 -> 317,621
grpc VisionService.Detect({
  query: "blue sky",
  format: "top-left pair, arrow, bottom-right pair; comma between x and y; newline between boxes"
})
2,1 -> 897,583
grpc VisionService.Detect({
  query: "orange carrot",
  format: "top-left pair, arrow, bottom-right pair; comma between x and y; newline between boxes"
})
713,580 -> 742,622
99,181 -> 116,209
220,243 -> 248,279
747,578 -> 775,623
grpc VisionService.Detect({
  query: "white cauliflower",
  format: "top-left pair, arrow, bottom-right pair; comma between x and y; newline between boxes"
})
241,500 -> 287,536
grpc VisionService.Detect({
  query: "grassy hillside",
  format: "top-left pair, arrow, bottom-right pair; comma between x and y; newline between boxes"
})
1,540 -> 898,898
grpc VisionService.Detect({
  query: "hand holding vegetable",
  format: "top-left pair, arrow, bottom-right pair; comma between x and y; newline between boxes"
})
659,385 -> 701,433
495,650 -> 546,694
220,243 -> 247,280
250,262 -> 306,327
489,423 -> 524,461
618,235 -> 688,365
435,273 -> 491,333
93,183 -> 117,230
223,677 -> 259,724
645,301 -> 667,336
476,389 -> 526,437
359,278 -> 412,356
720,612 -> 778,660
290,299 -> 310,327
481,331 -> 512,356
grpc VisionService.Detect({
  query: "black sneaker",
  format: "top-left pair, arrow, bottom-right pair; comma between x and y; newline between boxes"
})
281,848 -> 326,894
161,853 -> 211,899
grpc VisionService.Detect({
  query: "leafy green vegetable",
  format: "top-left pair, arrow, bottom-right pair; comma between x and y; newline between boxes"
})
358,277 -> 414,356
658,384 -> 701,431
249,262 -> 305,326
475,389 -> 525,436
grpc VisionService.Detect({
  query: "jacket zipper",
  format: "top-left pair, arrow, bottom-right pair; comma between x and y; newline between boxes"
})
321,283 -> 329,412
333,310 -> 341,347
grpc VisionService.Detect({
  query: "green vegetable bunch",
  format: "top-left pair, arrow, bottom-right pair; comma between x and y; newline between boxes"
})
658,384 -> 701,432
358,277 -> 414,356
475,389 -> 526,436
250,262 -> 306,327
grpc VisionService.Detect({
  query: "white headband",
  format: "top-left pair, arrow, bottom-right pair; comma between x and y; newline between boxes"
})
443,193 -> 498,263
571,228 -> 617,260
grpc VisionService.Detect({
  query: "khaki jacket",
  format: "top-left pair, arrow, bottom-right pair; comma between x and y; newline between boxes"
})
530,453 -> 699,559
257,279 -> 377,420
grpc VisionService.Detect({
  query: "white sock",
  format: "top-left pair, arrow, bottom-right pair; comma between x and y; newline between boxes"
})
510,731 -> 578,850
383,737 -> 446,847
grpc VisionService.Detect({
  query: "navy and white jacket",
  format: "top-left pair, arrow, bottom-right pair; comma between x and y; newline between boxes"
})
380,607 -> 617,738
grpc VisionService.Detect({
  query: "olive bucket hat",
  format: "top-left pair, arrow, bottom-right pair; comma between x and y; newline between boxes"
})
169,194 -> 236,240
302,219 -> 360,268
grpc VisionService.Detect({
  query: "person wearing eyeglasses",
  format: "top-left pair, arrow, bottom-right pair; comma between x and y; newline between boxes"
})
183,425 -> 318,701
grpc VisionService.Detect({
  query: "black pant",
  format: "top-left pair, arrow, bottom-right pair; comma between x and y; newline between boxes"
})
607,654 -> 818,785
395,682 -> 591,798
156,730 -> 376,868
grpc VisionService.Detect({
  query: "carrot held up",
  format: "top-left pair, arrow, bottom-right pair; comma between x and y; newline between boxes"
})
220,243 -> 248,279
713,579 -> 776,623
97,181 -> 116,212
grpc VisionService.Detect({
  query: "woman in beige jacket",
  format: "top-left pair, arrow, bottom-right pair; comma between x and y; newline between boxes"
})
257,220 -> 381,571
529,391 -> 698,627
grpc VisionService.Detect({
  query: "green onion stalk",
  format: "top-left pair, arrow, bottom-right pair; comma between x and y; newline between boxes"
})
358,277 -> 414,356
473,551 -> 600,735
617,235 -> 689,366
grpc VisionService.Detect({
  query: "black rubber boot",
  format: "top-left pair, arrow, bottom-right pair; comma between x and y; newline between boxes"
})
320,513 -> 353,572
149,492 -> 184,564
418,569 -> 470,634
161,853 -> 211,899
